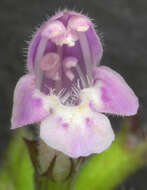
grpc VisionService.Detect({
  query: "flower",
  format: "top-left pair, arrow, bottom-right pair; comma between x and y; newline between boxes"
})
11,10 -> 139,158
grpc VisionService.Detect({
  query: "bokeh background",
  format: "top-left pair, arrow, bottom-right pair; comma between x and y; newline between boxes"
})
0,0 -> 147,189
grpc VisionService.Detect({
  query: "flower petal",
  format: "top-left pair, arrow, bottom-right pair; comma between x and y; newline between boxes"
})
85,26 -> 103,66
27,30 -> 41,72
11,74 -> 49,129
40,102 -> 114,158
92,66 -> 139,116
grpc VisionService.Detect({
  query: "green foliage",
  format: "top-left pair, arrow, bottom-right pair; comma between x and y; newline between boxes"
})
72,136 -> 144,190
0,130 -> 35,190
37,177 -> 71,190
0,124 -> 146,190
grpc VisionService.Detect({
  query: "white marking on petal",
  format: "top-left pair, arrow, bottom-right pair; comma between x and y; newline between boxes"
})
80,82 -> 103,110
39,90 -> 114,158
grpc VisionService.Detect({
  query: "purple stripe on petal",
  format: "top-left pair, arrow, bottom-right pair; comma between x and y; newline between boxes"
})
11,74 -> 49,129
92,66 -> 139,116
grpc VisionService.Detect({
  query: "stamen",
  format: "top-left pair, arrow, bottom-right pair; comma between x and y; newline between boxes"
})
55,47 -> 63,93
63,33 -> 75,47
68,16 -> 90,32
65,60 -> 77,68
42,20 -> 78,47
76,79 -> 81,90
86,74 -> 93,86
42,20 -> 66,39
63,57 -> 77,81
64,30 -> 78,47
53,73 -> 60,81
63,57 -> 77,68
39,52 -> 60,71
75,65 -> 87,88
78,32 -> 93,84
63,56 -> 87,88
39,52 -> 60,81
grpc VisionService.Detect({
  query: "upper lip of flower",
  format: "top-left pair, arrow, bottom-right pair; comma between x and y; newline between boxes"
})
11,10 -> 139,158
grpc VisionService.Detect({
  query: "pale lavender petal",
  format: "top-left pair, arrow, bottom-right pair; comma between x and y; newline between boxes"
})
85,26 -> 103,66
11,74 -> 49,129
40,104 -> 114,158
27,30 -> 41,72
92,66 -> 139,116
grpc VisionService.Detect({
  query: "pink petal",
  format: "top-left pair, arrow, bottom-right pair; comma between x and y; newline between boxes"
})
92,66 -> 139,116
40,108 -> 114,158
11,74 -> 49,129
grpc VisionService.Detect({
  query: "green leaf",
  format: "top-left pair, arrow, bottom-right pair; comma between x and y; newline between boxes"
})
72,135 -> 145,190
0,130 -> 35,190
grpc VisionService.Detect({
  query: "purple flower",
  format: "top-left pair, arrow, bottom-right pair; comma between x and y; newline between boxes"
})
11,10 -> 139,158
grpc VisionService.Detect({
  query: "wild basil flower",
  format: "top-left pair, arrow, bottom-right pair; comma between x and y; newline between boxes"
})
11,10 -> 139,158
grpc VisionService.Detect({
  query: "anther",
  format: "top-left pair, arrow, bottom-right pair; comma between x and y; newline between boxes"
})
39,52 -> 60,81
63,57 -> 78,81
42,20 -> 66,39
68,16 -> 90,32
